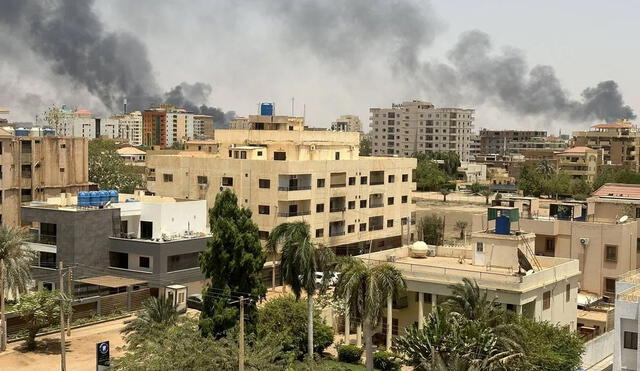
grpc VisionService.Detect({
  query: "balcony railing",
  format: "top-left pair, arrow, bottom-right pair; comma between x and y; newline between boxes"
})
329,231 -> 346,237
370,180 -> 384,186
330,207 -> 346,213
278,211 -> 311,217
330,183 -> 346,188
278,186 -> 312,191
369,203 -> 384,208
37,234 -> 57,245
368,225 -> 384,232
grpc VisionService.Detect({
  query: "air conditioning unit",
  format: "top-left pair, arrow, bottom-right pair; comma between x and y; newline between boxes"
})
386,255 -> 397,262
579,237 -> 590,245
310,144 -> 316,150
426,247 -> 437,257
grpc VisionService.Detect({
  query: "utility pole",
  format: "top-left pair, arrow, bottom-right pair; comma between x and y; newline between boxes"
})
239,296 -> 245,371
66,267 -> 72,337
59,261 -> 66,371
0,258 -> 6,351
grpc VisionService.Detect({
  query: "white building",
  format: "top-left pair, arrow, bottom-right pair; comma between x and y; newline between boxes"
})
166,110 -> 195,148
115,111 -> 143,146
615,270 -> 640,371
331,115 -> 362,132
458,161 -> 487,183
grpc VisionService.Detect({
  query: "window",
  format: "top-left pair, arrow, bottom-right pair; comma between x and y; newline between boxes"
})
624,331 -> 638,350
259,231 -> 269,240
566,284 -> 571,302
60,168 -> 65,173
387,197 -> 394,205
197,176 -> 207,184
317,179 -> 325,188
316,203 -> 325,213
402,195 -> 408,203
604,278 -> 616,294
387,219 -> 394,228
274,152 -> 286,161
637,238 -> 640,253
543,291 -> 551,310
348,224 -> 355,233
348,177 -> 356,185
360,176 -> 368,185
167,252 -> 200,272
222,177 -> 233,186
402,174 -> 409,182
315,228 -> 324,238
348,201 -> 355,209
139,256 -> 150,269
109,252 -> 128,269
476,242 -> 484,252
636,207 -> 640,219
360,200 -> 367,208
335,152 -> 340,160
359,223 -> 367,232
388,175 -> 395,183
163,174 -> 173,182
258,205 -> 270,215
545,239 -> 555,253
259,179 -> 270,189
605,245 -> 617,262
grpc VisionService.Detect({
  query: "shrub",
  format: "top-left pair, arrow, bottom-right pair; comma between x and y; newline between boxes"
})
373,351 -> 402,371
337,344 -> 363,364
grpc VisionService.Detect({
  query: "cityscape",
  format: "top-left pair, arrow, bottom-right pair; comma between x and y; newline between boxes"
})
0,1 -> 638,370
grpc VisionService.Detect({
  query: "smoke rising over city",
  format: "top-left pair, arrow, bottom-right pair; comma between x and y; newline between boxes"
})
0,0 -> 635,128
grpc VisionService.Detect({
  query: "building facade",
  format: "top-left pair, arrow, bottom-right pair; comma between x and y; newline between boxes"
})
615,269 -> 640,371
331,115 -> 362,132
479,129 -> 547,155
369,100 -> 474,160
0,131 -> 92,227
194,114 -> 214,139
114,111 -> 143,146
146,128 -> 416,255
573,121 -> 640,171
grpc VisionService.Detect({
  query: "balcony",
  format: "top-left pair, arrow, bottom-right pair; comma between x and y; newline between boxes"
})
329,221 -> 346,237
277,211 -> 311,217
370,171 -> 385,185
368,216 -> 384,231
330,172 -> 347,188
330,197 -> 346,213
369,193 -> 384,208
278,174 -> 312,193
278,185 -> 312,191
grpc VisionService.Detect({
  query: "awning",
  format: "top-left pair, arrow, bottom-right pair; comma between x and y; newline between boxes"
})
75,275 -> 148,288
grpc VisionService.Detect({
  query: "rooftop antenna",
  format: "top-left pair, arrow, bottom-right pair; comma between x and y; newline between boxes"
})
123,97 -> 128,115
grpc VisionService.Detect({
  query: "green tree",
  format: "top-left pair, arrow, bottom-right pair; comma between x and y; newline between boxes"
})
122,296 -> 181,348
543,172 -> 571,199
454,220 -> 468,240
469,182 -> 482,194
0,225 -> 37,350
439,188 -> 450,202
413,155 -> 447,191
518,164 -> 544,197
479,189 -> 492,205
199,189 -> 266,337
359,137 -> 372,156
267,221 -> 335,361
334,259 -> 406,371
89,138 -> 144,193
15,290 -> 64,350
256,295 -> 333,359
570,178 -> 592,199
535,160 -> 556,176
418,215 -> 444,245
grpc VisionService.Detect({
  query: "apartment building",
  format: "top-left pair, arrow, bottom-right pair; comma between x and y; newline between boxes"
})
331,115 -> 362,132
369,100 -> 474,160
357,210 -> 580,345
113,111 -> 143,146
517,147 -> 602,183
22,192 -> 208,292
143,107 -> 167,148
194,114 -> 214,139
508,135 -> 568,154
229,114 -> 305,131
615,269 -> 640,370
0,130 -> 92,227
479,129 -> 547,155
505,186 -> 640,297
573,120 -> 640,171
46,107 -> 119,139
143,105 -> 202,148
146,128 -> 416,255
470,133 -> 481,159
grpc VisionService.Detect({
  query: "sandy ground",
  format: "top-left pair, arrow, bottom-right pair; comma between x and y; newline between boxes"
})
0,317 -> 129,371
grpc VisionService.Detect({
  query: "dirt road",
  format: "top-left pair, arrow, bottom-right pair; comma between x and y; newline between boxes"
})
0,317 -> 129,370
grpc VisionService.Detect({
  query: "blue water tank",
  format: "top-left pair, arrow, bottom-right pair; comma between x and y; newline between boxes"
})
78,192 -> 90,207
125,198 -> 139,203
108,190 -> 118,203
89,191 -> 100,206
43,128 -> 55,136
15,128 -> 29,137
260,103 -> 274,116
98,190 -> 109,205
495,215 -> 511,235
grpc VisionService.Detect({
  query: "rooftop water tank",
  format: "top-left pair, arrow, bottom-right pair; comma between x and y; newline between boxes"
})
78,192 -> 90,207
410,241 -> 429,258
108,190 -> 118,203
43,128 -> 55,136
495,215 -> 511,235
89,191 -> 100,206
15,128 -> 29,137
260,103 -> 274,116
98,190 -> 110,205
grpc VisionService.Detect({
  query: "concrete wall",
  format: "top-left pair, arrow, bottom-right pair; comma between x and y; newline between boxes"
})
582,331 -> 614,370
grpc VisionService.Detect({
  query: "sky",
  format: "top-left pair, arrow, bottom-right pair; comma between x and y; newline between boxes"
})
0,0 -> 637,133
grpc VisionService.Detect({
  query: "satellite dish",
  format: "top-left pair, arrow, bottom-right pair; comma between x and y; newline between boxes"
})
619,215 -> 629,223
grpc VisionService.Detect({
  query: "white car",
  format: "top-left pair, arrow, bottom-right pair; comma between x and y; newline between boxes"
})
314,272 -> 340,286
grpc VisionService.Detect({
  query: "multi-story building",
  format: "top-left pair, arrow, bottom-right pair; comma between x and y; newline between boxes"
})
518,147 -> 602,183
356,210 -> 580,346
504,185 -> 640,297
508,136 -> 568,154
143,107 -> 167,148
469,133 -> 481,159
573,120 -> 640,171
0,130 -> 92,227
229,114 -> 305,131
146,127 -> 416,255
114,111 -> 143,146
615,269 -> 640,370
22,192 -> 209,292
46,107 -> 119,139
194,114 -> 214,139
369,100 -> 474,160
166,109 -> 194,148
479,129 -> 547,155
331,115 -> 362,132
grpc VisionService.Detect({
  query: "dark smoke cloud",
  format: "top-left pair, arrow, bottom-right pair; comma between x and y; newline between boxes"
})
0,0 -> 233,125
164,83 -> 235,128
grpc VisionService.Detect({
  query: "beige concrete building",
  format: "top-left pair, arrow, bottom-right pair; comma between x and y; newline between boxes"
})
113,111 -> 143,146
573,120 -> 640,171
331,115 -> 362,133
194,114 -> 214,139
369,100 -> 474,160
146,129 -> 416,254
354,217 -> 580,345
0,130 -> 92,227
229,114 -> 305,131
508,135 -> 568,154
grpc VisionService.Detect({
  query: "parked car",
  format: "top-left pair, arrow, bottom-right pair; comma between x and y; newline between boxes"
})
314,272 -> 340,286
187,294 -> 203,311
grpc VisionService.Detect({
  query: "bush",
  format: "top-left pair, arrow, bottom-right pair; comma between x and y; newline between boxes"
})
373,351 -> 402,371
337,344 -> 363,364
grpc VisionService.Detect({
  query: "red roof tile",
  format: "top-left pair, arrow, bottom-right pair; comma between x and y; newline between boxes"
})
592,183 -> 640,198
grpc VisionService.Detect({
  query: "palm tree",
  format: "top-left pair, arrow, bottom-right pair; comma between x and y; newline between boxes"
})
454,220 -> 468,241
479,189 -> 492,205
0,225 -> 36,351
439,189 -> 450,202
268,221 -> 335,361
122,296 -> 181,347
443,278 -> 499,322
334,258 -> 406,371
264,237 -> 279,292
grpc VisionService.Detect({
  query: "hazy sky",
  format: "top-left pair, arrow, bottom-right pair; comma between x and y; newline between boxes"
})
1,0 -> 637,133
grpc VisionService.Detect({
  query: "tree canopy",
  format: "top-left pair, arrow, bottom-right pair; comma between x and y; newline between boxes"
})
16,290 -> 65,350
199,189 -> 266,337
359,137 -> 372,156
518,163 -> 593,199
88,138 -> 144,193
